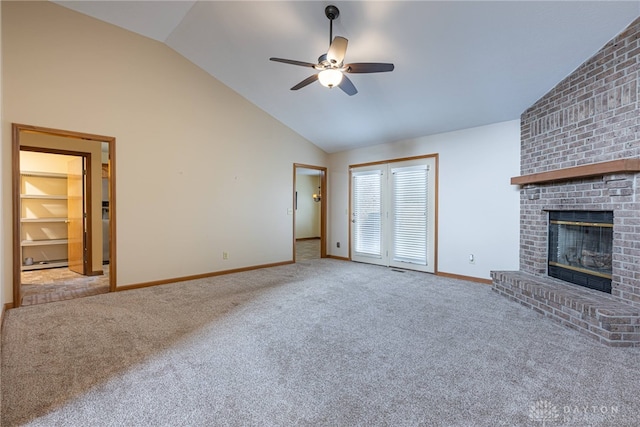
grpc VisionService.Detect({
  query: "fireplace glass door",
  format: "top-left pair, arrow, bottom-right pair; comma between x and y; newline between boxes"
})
548,211 -> 613,293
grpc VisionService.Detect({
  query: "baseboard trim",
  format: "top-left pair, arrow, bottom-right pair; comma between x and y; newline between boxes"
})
326,255 -> 350,261
115,260 -> 295,292
296,237 -> 321,241
436,271 -> 492,285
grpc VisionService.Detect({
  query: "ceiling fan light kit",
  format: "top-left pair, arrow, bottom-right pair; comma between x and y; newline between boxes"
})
269,5 -> 394,96
318,69 -> 343,88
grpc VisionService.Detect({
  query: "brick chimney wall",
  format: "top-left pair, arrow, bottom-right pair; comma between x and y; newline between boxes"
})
519,17 -> 640,306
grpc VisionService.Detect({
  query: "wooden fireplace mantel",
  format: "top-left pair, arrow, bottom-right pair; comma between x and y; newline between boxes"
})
511,158 -> 640,186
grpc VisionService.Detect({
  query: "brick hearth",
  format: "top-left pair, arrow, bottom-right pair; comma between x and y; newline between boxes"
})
492,271 -> 640,347
492,17 -> 640,346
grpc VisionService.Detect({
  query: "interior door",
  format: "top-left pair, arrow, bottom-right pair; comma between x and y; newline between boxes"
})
67,157 -> 86,275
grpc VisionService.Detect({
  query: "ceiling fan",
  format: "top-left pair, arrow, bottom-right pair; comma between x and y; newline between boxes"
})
269,5 -> 394,96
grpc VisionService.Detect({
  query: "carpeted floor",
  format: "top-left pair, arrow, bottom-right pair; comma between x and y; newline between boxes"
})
16,239 -> 314,307
2,259 -> 639,426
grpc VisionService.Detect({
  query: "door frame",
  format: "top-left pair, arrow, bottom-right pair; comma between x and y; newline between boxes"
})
12,123 -> 117,306
293,164 -> 327,261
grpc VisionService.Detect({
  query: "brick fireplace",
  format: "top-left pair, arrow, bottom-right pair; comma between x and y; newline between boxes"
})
492,17 -> 640,346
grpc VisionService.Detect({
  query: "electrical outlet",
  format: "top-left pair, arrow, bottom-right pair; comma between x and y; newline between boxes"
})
223,251 -> 229,260
337,242 -> 340,248
469,254 -> 475,264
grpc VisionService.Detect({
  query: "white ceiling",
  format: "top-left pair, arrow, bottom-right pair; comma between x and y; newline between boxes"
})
53,1 -> 640,153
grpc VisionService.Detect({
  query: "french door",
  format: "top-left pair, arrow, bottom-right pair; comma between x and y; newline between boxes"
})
350,157 -> 436,273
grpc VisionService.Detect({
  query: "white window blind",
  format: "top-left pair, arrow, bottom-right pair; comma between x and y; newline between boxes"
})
353,171 -> 382,257
391,165 -> 428,265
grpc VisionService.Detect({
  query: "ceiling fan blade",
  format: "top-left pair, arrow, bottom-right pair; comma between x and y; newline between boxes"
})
338,74 -> 357,96
291,74 -> 319,91
270,58 -> 317,68
327,36 -> 348,65
345,63 -> 395,73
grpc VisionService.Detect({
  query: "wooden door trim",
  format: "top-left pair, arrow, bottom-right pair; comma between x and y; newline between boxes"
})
293,164 -> 327,261
12,123 -> 117,306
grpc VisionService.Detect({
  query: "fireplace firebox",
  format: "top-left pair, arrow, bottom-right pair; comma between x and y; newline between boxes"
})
548,211 -> 613,293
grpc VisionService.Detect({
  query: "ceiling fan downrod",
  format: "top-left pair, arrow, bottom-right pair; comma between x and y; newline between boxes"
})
325,5 -> 340,47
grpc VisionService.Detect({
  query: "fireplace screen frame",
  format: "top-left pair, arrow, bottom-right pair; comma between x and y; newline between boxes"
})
547,211 -> 613,294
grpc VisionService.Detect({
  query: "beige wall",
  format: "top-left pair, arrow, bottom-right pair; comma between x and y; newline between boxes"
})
20,133 -> 104,273
1,1 -> 326,302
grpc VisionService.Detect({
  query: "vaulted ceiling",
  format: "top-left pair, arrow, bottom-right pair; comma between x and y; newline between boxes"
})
53,1 -> 639,153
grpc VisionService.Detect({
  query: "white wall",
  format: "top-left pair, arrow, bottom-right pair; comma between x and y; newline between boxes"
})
328,120 -> 521,280
1,1 -> 327,301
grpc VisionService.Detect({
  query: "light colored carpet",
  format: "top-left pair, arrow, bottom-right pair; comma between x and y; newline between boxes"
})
2,259 -> 639,426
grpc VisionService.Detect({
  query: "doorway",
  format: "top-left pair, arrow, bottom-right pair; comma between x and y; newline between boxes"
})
12,124 -> 116,306
293,164 -> 327,261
